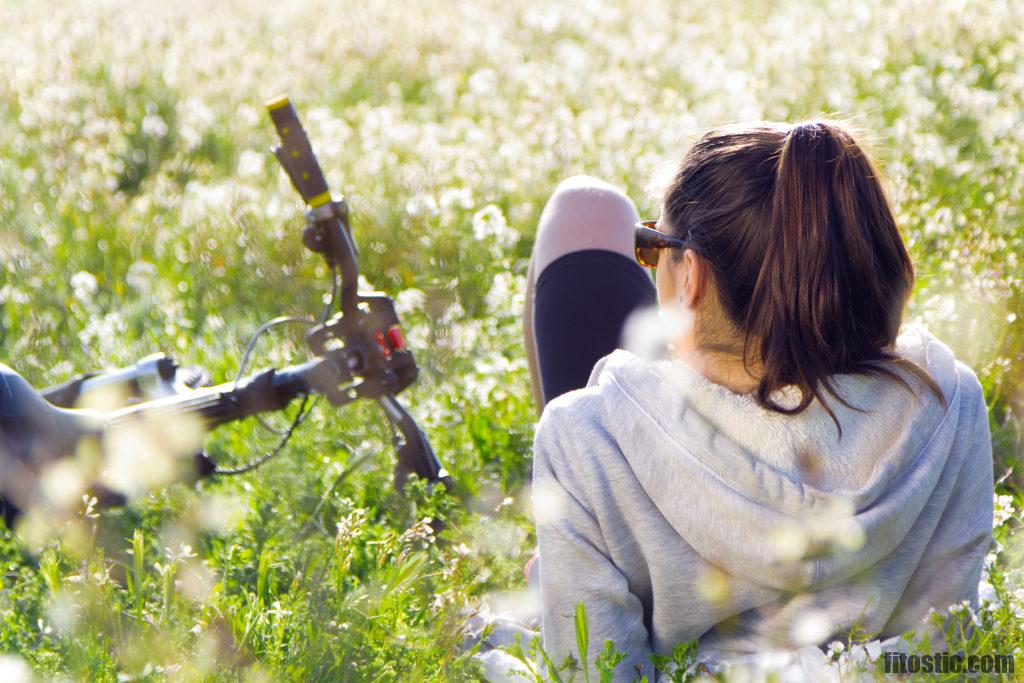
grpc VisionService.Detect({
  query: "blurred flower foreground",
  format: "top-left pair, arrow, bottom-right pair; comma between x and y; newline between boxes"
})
0,0 -> 1022,680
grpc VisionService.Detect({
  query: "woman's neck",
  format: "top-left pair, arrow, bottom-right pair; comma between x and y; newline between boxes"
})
675,346 -> 762,396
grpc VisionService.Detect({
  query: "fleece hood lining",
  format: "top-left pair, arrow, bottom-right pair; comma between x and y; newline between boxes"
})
602,368 -> 962,519
593,326 -> 959,511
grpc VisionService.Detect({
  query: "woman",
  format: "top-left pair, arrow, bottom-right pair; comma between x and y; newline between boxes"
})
524,120 -> 994,679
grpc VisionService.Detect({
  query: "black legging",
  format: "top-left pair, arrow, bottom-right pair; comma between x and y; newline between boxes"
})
533,249 -> 657,405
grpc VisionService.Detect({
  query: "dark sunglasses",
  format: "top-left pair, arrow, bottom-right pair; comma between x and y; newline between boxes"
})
634,220 -> 685,268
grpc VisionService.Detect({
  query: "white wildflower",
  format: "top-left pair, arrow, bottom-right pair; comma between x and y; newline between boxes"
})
0,654 -> 31,683
993,494 -> 1016,526
141,114 -> 169,138
236,149 -> 265,177
126,260 -> 157,293
827,640 -> 845,658
484,271 -> 526,316
791,610 -> 832,646
471,204 -> 518,255
395,288 -> 427,316
438,186 -> 474,211
70,270 -> 98,302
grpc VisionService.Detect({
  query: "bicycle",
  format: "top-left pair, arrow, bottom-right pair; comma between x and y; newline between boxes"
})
41,96 -> 451,508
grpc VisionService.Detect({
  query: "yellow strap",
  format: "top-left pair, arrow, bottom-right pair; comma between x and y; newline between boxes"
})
265,95 -> 290,111
309,191 -> 331,208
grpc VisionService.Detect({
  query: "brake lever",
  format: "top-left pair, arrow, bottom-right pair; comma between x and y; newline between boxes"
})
378,394 -> 450,493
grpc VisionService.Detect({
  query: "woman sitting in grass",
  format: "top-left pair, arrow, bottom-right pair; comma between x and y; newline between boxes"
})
522,120 -> 994,679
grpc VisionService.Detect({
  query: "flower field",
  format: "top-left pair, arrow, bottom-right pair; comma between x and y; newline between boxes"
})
0,0 -> 1022,679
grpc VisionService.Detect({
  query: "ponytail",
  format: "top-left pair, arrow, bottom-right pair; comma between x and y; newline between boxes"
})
661,119 -> 944,434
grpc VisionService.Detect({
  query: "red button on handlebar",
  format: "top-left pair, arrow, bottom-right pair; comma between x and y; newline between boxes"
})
374,330 -> 391,358
386,325 -> 406,351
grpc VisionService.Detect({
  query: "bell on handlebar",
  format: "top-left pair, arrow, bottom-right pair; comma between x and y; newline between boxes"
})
301,224 -> 326,254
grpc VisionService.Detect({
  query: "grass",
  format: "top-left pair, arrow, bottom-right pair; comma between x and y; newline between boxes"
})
0,0 -> 1022,680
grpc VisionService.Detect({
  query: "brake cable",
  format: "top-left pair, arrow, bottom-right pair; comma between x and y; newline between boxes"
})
211,261 -> 338,472
212,394 -> 311,476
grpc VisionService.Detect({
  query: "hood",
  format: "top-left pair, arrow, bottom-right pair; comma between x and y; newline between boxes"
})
589,325 -> 966,593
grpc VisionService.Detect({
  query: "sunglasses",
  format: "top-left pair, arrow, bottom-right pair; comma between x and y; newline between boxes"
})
634,220 -> 686,268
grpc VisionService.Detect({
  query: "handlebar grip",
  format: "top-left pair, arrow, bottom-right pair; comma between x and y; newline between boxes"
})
266,95 -> 331,207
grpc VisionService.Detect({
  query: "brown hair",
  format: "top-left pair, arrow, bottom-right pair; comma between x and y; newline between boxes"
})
661,119 -> 944,432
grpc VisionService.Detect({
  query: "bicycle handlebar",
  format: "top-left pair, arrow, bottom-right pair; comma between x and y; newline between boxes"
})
41,96 -> 451,502
266,96 -> 332,208
264,95 -> 449,493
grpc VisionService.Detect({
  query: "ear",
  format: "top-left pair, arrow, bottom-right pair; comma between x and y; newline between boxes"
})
677,248 -> 707,307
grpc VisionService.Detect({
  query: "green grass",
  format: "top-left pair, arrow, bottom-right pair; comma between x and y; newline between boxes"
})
0,0 -> 1022,680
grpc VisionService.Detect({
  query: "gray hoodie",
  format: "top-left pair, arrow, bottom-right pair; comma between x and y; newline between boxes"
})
531,326 -> 994,681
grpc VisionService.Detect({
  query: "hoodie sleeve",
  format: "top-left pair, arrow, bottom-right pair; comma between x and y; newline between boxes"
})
883,364 -> 994,636
532,403 -> 654,682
